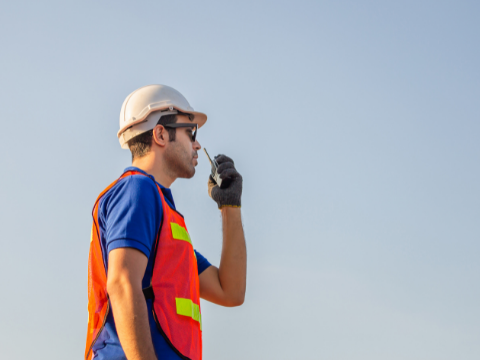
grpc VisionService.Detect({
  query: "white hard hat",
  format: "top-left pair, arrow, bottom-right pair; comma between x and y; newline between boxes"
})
118,84 -> 207,149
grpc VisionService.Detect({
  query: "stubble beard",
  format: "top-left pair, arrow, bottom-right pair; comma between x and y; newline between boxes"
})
164,142 -> 196,179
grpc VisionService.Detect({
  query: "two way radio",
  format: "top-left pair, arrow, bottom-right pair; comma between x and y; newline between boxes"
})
203,148 -> 223,188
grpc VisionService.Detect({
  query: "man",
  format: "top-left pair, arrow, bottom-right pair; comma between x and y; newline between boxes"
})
85,84 -> 246,360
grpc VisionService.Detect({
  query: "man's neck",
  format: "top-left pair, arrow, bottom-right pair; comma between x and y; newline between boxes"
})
132,153 -> 175,188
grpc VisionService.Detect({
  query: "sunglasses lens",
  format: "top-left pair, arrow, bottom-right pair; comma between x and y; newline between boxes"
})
192,127 -> 197,142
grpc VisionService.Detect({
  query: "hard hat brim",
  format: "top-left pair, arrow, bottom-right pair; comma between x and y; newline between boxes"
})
184,110 -> 207,129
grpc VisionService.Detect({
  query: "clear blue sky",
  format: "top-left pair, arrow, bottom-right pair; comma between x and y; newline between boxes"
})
0,1 -> 479,359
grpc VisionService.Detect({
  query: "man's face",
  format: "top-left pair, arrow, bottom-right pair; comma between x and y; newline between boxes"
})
163,114 -> 201,179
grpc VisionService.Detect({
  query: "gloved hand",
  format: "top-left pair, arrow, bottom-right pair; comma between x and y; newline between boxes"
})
208,154 -> 243,209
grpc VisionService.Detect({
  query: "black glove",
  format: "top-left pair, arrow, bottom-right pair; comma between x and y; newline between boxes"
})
208,154 -> 243,209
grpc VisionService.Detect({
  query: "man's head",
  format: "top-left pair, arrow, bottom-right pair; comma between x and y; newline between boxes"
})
118,84 -> 207,148
128,111 -> 201,179
117,85 -> 207,184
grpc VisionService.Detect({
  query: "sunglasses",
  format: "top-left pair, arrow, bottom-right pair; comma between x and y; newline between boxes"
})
163,123 -> 198,142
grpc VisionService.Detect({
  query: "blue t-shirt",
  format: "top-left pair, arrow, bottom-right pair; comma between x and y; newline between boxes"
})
92,167 -> 211,360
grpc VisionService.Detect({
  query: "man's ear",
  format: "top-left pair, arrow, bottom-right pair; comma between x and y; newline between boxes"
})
152,125 -> 168,147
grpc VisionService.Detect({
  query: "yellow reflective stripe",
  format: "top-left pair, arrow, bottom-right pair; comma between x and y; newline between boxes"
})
170,223 -> 192,245
175,298 -> 202,330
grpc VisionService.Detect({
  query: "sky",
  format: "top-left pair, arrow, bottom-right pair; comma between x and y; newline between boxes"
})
0,1 -> 479,359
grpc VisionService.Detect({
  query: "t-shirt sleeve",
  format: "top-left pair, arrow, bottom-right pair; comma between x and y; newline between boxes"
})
194,250 -> 212,274
103,175 -> 162,259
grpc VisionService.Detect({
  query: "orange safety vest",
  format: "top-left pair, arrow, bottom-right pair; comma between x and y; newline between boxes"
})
85,170 -> 202,360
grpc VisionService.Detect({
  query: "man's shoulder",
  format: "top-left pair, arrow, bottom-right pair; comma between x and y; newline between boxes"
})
97,173 -> 164,261
100,173 -> 161,212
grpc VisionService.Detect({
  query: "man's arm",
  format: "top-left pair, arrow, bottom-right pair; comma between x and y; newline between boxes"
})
201,154 -> 246,307
107,248 -> 157,360
199,207 -> 246,306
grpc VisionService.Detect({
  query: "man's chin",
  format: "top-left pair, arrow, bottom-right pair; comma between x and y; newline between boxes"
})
178,167 -> 195,179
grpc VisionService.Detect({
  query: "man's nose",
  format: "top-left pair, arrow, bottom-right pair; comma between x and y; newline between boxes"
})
193,140 -> 201,150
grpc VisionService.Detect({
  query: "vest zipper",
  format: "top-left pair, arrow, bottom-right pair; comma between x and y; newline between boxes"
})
85,302 -> 110,360
151,305 -> 192,360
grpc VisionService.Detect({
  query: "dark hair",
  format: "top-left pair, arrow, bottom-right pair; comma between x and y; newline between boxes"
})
128,111 -> 193,160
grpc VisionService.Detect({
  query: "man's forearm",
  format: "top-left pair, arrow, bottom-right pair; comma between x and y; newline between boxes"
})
218,207 -> 247,304
108,282 -> 157,360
